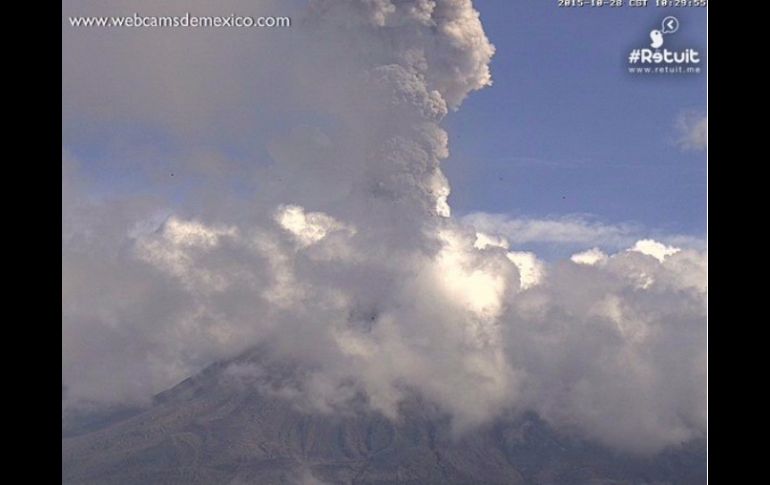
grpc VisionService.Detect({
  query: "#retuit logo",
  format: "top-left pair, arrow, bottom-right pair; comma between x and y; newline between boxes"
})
627,16 -> 702,75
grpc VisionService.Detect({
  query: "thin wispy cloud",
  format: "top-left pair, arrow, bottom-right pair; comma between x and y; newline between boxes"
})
462,212 -> 704,254
676,111 -> 708,151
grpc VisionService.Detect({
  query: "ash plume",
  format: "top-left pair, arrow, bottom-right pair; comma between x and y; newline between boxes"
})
62,0 -> 706,455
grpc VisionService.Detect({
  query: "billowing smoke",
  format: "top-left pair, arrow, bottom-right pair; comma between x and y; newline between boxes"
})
62,0 -> 706,455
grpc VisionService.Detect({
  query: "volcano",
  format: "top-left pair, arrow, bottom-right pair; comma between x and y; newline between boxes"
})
62,348 -> 706,485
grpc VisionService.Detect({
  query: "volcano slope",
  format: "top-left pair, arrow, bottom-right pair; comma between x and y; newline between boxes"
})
62,349 -> 706,485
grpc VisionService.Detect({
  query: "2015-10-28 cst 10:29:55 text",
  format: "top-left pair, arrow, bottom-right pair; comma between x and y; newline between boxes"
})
557,0 -> 707,7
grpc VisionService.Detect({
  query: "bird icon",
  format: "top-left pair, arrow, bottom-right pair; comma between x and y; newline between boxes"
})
649,30 -> 664,49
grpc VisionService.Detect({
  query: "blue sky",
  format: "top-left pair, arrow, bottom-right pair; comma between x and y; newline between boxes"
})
444,2 -> 706,237
64,1 -> 707,245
